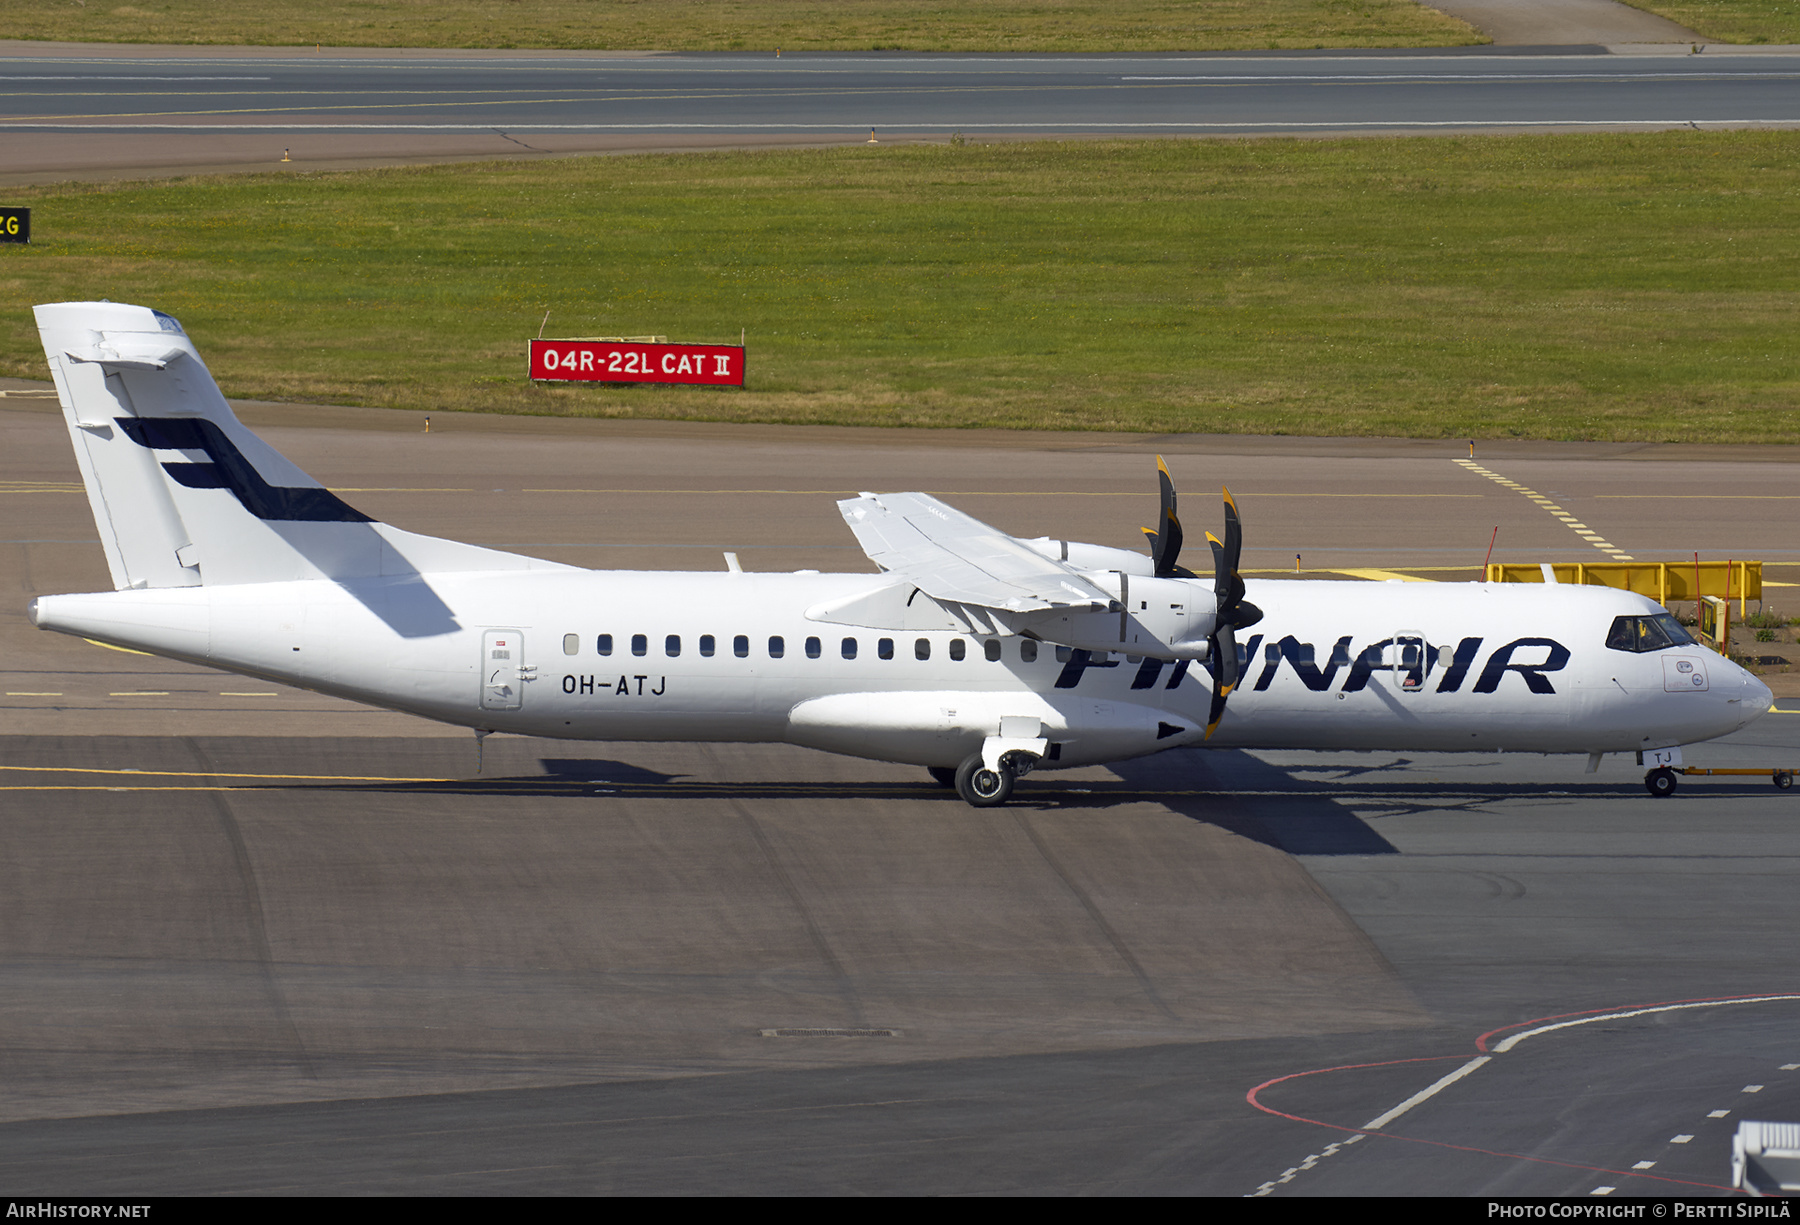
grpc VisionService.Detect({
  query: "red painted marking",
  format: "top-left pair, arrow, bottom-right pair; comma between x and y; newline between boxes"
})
1246,1052 -> 1738,1192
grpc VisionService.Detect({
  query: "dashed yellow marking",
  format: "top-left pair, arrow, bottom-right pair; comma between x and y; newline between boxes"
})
1453,458 -> 1634,561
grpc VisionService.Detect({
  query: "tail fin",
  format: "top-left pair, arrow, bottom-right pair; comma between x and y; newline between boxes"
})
36,301 -> 555,589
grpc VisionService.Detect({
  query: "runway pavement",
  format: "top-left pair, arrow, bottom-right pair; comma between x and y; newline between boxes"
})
4,391 -> 1800,1193
4,44 -> 1800,183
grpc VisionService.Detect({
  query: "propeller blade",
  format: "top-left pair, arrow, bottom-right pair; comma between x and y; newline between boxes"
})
1146,456 -> 1189,577
1205,624 -> 1236,739
1208,530 -> 1228,607
1157,508 -> 1184,578
1203,489 -> 1250,739
1214,621 -> 1239,692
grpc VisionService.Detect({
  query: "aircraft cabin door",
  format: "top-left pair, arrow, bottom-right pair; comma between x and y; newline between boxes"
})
481,629 -> 527,711
1393,631 -> 1428,694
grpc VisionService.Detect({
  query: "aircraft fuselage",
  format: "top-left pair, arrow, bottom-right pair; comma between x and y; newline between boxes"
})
31,570 -> 1767,770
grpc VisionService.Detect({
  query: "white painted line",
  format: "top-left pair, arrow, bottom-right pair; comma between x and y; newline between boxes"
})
1492,995 -> 1800,1053
1744,1084 -> 1765,1093
1710,1110 -> 1732,1118
1592,1186 -> 1616,1195
1782,1064 -> 1800,1071
1362,1055 -> 1491,1129
1248,1133 -> 1366,1196
1633,1161 -> 1657,1169
1672,1135 -> 1694,1143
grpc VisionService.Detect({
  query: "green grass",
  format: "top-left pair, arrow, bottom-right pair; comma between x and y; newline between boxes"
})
1625,0 -> 1800,44
0,0 -> 1480,52
10,0 -> 1800,52
3,133 -> 1798,443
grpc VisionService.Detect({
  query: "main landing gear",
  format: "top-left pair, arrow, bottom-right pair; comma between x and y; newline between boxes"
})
955,755 -> 1014,806
945,750 -> 1046,807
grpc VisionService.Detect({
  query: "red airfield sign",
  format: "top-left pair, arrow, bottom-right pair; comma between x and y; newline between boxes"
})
530,339 -> 744,386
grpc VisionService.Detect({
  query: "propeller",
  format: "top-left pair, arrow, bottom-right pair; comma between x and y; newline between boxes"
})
1203,487 -> 1263,739
1140,456 -> 1196,579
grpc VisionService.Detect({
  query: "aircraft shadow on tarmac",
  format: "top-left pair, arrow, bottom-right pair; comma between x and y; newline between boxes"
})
139,745 -> 1788,856
1107,748 -> 1401,856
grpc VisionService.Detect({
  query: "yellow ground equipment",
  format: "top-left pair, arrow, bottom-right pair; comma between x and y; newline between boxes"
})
1486,560 -> 1760,617
1682,767 -> 1795,790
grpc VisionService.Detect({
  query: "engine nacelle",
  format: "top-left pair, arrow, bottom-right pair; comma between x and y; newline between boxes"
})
1006,572 -> 1215,660
1021,537 -> 1156,577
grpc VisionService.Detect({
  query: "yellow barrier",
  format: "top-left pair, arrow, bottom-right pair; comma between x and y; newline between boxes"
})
1485,560 -> 1761,614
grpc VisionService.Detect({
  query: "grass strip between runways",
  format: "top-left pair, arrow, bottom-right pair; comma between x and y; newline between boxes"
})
0,0 -> 1482,52
2,132 -> 1797,444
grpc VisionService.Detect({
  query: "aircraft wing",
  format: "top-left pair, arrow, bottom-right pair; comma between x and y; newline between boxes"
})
836,492 -> 1114,613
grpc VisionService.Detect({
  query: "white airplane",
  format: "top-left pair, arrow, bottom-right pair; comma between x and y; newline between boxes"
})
27,301 -> 1774,804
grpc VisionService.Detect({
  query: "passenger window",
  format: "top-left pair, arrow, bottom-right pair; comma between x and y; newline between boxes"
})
878,638 -> 894,660
700,635 -> 715,657
1055,646 -> 1071,663
949,639 -> 966,661
1330,642 -> 1352,668
733,634 -> 749,658
1021,640 -> 1038,663
597,634 -> 613,656
805,636 -> 821,659
915,638 -> 931,661
984,639 -> 1002,662
1265,643 -> 1280,663
769,636 -> 785,659
841,637 -> 857,660
562,633 -> 579,656
631,634 -> 647,657
666,634 -> 681,657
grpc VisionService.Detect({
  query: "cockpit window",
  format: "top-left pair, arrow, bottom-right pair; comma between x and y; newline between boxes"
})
1605,613 -> 1696,653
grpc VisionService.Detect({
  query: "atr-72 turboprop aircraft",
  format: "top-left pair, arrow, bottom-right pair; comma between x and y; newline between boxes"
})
27,302 -> 1774,804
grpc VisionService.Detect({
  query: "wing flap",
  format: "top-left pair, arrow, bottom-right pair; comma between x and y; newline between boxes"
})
837,492 -> 1113,613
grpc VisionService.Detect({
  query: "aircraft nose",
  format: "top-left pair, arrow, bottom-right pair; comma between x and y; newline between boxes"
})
1742,670 -> 1775,724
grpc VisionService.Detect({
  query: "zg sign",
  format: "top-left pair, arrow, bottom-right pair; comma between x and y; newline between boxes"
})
530,339 -> 744,386
0,208 -> 29,244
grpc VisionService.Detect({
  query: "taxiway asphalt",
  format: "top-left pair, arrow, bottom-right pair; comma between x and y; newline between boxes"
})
3,396 -> 1800,1194
3,45 -> 1800,183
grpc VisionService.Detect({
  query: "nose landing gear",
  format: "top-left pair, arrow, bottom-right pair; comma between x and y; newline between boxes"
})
1644,767 -> 1679,798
